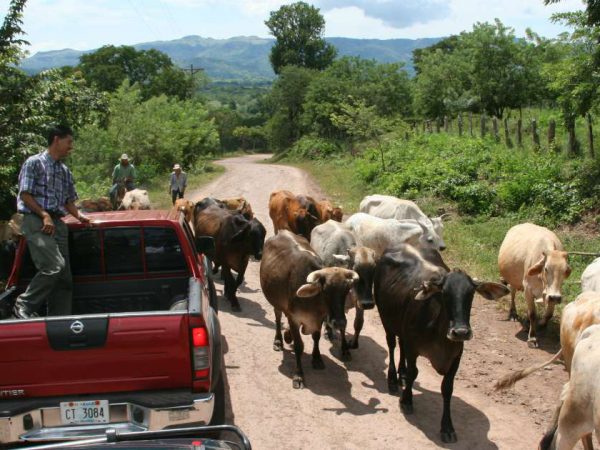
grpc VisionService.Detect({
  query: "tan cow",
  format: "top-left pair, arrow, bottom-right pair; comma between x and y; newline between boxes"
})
0,213 -> 23,241
174,199 -> 194,223
221,196 -> 254,220
538,324 -> 600,450
315,200 -> 343,223
495,291 -> 600,449
498,223 -> 571,347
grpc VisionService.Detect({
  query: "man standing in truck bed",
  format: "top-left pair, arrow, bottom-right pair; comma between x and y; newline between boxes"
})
13,125 -> 90,319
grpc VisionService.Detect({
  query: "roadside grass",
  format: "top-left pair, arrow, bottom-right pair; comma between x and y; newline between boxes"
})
286,158 -> 600,326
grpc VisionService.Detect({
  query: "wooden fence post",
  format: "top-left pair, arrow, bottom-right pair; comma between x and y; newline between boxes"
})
458,114 -> 463,137
422,121 -> 426,133
504,118 -> 512,148
492,117 -> 500,142
588,113 -> 595,158
480,114 -> 486,138
469,113 -> 474,137
444,116 -> 449,133
531,119 -> 540,150
516,119 -> 523,147
548,119 -> 556,150
435,118 -> 441,133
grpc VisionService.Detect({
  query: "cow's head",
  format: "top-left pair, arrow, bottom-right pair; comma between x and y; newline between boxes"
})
231,216 -> 267,261
332,207 -> 343,222
417,220 -> 446,252
415,270 -> 510,342
294,208 -> 319,241
527,250 -> 571,304
333,246 -> 378,310
296,268 -> 359,330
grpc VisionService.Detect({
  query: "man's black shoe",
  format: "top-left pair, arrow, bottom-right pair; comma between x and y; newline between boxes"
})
12,304 -> 39,319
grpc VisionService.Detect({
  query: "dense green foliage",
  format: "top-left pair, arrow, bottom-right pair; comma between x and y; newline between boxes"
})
0,0 -> 221,217
78,45 -> 199,100
265,1 -> 336,74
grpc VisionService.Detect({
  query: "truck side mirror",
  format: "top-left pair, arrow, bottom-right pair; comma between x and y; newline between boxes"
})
195,236 -> 215,255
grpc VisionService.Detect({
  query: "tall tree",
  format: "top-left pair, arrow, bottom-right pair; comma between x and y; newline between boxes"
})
265,1 -> 337,74
78,45 -> 197,100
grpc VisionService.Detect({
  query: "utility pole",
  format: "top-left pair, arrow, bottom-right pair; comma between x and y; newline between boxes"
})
182,64 -> 204,97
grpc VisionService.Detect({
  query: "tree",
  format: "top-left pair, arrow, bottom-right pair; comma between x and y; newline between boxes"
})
78,45 -> 197,100
265,1 -> 337,74
545,0 -> 600,26
330,97 -> 391,170
543,12 -> 600,155
412,35 -> 460,75
302,57 -> 412,139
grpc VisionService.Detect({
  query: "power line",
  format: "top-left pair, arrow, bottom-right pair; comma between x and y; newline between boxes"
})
126,0 -> 163,42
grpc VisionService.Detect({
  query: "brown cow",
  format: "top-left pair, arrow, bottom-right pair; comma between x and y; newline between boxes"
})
375,244 -> 508,443
174,199 -> 194,223
268,190 -> 320,241
78,197 -> 112,212
260,230 -> 359,388
194,204 -> 266,311
498,223 -> 571,347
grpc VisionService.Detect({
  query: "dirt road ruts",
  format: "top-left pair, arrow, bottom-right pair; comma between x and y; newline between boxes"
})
190,154 -> 571,450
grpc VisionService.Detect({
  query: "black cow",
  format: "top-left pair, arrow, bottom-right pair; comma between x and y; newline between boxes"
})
374,244 -> 508,443
195,204 -> 266,312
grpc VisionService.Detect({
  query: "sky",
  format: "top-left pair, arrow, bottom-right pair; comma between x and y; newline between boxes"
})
2,0 -> 586,54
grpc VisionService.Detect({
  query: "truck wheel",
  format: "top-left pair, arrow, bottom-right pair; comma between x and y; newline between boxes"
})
208,276 -> 219,314
209,371 -> 225,426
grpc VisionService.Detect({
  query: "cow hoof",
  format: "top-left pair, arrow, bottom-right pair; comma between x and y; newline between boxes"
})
341,351 -> 352,362
388,382 -> 399,394
293,377 -> 305,389
230,302 -> 241,312
325,330 -> 336,341
273,340 -> 283,351
508,310 -> 518,321
441,431 -> 457,443
312,358 -> 325,370
349,339 -> 359,349
283,329 -> 292,344
527,338 -> 539,348
400,402 -> 413,415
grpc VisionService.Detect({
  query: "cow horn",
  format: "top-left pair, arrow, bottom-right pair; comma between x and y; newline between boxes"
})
440,213 -> 451,220
346,270 -> 359,281
306,270 -> 325,284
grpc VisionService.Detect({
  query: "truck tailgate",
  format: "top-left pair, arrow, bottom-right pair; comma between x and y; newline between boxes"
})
0,314 -> 193,398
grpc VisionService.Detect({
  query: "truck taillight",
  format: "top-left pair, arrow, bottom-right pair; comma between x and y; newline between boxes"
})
192,327 -> 210,379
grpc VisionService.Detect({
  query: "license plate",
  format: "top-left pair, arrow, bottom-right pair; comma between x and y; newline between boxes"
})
60,400 -> 110,425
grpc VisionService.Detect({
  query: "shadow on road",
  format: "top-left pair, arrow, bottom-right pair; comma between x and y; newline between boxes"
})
277,348 -> 388,417
403,384 -> 498,449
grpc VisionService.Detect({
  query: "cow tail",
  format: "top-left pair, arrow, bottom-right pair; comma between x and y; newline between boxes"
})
494,349 -> 563,390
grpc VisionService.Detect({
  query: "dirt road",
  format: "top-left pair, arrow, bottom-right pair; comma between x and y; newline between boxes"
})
190,154 -> 571,450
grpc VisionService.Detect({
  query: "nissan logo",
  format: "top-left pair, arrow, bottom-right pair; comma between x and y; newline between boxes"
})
70,320 -> 84,334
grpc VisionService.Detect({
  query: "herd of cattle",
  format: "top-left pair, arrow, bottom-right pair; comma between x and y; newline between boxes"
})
2,190 -> 600,448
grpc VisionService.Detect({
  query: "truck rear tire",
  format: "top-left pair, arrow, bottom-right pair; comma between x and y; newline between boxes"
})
210,370 -> 225,426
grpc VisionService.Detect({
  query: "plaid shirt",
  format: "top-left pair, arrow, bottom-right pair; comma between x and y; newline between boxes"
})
17,150 -> 78,214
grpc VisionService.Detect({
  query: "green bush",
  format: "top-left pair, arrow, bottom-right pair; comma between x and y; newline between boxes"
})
289,135 -> 343,159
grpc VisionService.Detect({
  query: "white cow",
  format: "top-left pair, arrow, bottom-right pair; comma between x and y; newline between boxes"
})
581,257 -> 600,293
359,194 -> 447,251
120,189 -> 151,210
345,213 -> 425,256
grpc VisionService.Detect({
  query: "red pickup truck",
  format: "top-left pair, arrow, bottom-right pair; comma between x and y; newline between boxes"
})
0,210 -> 224,445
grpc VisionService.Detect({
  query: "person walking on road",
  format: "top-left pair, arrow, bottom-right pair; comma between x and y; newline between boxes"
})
13,124 -> 91,319
169,163 -> 187,205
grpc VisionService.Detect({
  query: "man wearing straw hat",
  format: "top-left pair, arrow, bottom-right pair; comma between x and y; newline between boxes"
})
169,163 -> 187,205
109,153 -> 136,208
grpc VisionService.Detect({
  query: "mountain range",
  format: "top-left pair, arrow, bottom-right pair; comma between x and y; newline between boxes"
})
20,35 -> 442,82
